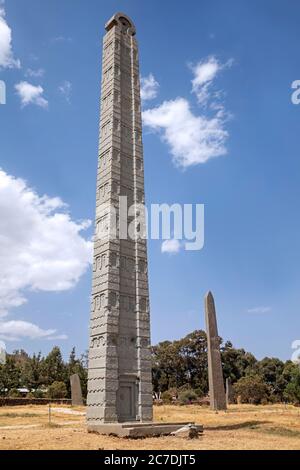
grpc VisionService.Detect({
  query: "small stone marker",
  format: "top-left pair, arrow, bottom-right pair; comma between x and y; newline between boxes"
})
70,374 -> 83,406
205,291 -> 227,411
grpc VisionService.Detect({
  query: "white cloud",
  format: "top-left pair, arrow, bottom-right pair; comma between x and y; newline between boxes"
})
142,57 -> 233,168
59,80 -> 72,103
25,68 -> 45,78
0,168 -> 93,317
191,56 -> 233,105
143,97 -> 228,168
15,81 -> 48,108
161,239 -> 182,254
0,2 -> 20,69
0,320 -> 67,341
51,36 -> 72,44
247,306 -> 272,314
140,74 -> 159,101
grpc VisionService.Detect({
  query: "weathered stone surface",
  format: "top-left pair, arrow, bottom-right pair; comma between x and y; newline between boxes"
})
70,374 -> 83,406
226,377 -> 235,405
205,291 -> 227,411
87,12 -> 153,425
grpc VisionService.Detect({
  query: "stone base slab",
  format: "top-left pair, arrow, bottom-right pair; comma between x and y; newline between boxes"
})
88,422 -> 203,438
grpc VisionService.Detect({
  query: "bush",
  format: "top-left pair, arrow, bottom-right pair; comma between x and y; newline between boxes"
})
47,381 -> 67,399
178,389 -> 198,405
161,390 -> 173,403
32,389 -> 46,399
8,388 -> 22,398
233,375 -> 270,405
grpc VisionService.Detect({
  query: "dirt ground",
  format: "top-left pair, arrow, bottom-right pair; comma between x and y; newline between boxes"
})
0,403 -> 300,450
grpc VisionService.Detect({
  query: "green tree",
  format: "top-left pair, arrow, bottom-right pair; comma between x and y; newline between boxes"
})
234,374 -> 270,404
48,381 -> 67,399
0,355 -> 21,395
284,365 -> 300,404
40,347 -> 66,386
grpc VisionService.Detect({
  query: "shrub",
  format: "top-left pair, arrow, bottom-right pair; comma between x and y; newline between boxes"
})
47,381 -> 67,399
161,390 -> 173,403
178,389 -> 198,405
8,388 -> 22,398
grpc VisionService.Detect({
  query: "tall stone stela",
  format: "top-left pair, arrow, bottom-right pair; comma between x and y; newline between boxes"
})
205,292 -> 227,411
87,13 -> 153,427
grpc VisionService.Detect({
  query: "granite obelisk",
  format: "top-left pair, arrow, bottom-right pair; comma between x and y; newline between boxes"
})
87,13 -> 153,427
205,292 -> 227,411
70,374 -> 83,406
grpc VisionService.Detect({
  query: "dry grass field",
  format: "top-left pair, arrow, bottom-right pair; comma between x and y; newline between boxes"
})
0,403 -> 300,450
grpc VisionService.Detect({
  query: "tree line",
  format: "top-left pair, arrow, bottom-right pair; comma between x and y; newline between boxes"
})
0,330 -> 299,404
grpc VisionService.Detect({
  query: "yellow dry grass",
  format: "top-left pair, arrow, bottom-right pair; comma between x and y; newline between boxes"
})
0,404 -> 300,450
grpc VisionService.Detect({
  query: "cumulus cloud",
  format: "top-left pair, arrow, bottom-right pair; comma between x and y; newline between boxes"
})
0,168 -> 93,317
247,306 -> 272,314
0,320 -> 68,341
191,56 -> 233,105
59,80 -> 72,103
15,81 -> 48,108
161,239 -> 182,254
142,56 -> 232,169
140,74 -> 159,102
0,2 -> 20,69
143,97 -> 228,168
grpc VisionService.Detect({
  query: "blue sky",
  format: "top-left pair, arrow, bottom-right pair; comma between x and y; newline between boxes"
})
0,0 -> 300,361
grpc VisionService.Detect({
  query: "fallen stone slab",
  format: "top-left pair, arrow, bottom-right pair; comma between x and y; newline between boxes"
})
88,422 -> 204,438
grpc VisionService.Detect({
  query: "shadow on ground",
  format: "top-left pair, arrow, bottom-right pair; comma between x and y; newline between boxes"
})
205,420 -> 270,431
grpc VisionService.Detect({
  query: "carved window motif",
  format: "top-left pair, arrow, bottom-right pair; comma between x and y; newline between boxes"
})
114,91 -> 120,105
97,214 -> 109,234
102,92 -> 112,110
127,258 -> 134,272
100,293 -> 105,308
99,150 -> 109,169
104,41 -> 113,57
115,65 -> 120,77
112,149 -> 120,162
136,159 -> 142,171
128,297 -> 135,311
103,66 -> 113,83
96,256 -> 101,271
91,335 -> 104,348
115,39 -> 120,51
137,190 -> 143,203
101,121 -> 111,139
109,291 -> 117,307
114,119 -> 120,133
123,98 -> 131,112
135,130 -> 142,144
112,180 -> 119,195
101,253 -> 107,269
140,297 -> 147,312
138,259 -> 146,273
110,252 -> 117,267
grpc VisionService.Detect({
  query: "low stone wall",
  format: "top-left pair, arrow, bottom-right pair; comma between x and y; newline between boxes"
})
0,398 -> 72,407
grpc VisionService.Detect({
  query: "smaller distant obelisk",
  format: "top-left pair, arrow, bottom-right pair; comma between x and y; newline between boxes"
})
205,292 -> 227,411
70,374 -> 83,406
226,377 -> 234,406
